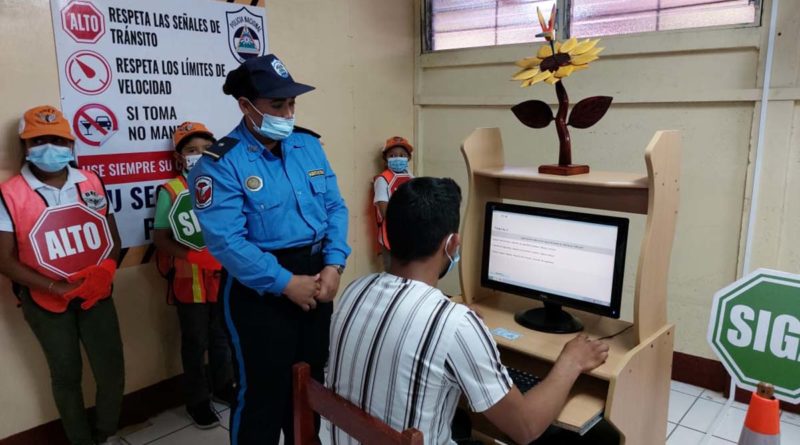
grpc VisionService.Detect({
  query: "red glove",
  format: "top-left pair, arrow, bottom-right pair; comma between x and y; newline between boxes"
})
64,259 -> 117,309
186,249 -> 222,271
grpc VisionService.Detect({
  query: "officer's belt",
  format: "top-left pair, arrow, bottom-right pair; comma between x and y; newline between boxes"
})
269,241 -> 323,260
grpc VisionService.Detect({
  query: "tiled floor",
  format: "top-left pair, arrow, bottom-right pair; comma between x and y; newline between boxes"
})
113,382 -> 800,444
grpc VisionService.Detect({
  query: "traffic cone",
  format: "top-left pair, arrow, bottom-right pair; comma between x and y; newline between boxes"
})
738,382 -> 780,445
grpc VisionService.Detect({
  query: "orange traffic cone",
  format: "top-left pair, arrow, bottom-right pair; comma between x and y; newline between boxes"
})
738,383 -> 780,445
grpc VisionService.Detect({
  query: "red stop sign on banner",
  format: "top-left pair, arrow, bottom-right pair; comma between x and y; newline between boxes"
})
29,204 -> 113,278
61,1 -> 106,44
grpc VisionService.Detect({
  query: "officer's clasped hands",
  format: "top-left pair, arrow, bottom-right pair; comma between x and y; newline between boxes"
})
284,273 -> 322,311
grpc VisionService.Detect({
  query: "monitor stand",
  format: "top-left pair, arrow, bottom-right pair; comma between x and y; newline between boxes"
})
515,302 -> 584,333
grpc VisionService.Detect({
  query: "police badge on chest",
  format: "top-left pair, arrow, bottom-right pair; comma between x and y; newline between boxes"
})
82,190 -> 107,211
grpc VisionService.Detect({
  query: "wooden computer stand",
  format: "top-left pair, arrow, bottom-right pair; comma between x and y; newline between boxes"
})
459,128 -> 681,444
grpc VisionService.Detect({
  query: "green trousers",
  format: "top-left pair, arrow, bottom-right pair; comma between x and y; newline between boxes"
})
21,291 -> 125,445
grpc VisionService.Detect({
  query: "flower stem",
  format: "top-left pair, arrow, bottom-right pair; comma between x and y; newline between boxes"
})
554,80 -> 571,166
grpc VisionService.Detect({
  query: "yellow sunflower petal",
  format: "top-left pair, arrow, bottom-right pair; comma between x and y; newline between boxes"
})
515,56 -> 542,68
554,65 -> 575,78
585,46 -> 604,57
521,78 -> 535,88
569,38 -> 600,56
512,68 -> 540,81
544,75 -> 560,85
537,44 -> 553,59
570,54 -> 599,66
559,37 -> 578,54
529,70 -> 553,85
571,64 -> 590,72
554,41 -> 562,52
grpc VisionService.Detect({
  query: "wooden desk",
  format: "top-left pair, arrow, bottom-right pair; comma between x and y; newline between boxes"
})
458,128 -> 681,444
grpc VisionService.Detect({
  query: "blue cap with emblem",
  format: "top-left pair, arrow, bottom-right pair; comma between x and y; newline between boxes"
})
238,54 -> 315,99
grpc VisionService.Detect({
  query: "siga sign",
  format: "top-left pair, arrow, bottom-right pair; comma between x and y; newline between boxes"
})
708,268 -> 800,403
168,191 -> 205,251
29,203 -> 113,278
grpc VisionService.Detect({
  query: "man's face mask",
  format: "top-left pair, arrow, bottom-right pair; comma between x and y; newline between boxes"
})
439,233 -> 461,279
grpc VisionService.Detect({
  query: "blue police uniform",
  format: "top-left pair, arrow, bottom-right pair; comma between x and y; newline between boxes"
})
189,120 -> 349,292
189,117 -> 350,444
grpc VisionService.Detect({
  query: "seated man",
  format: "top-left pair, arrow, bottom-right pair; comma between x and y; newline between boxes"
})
326,177 -> 609,445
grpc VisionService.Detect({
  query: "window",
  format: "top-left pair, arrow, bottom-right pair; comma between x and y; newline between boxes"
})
426,0 -> 760,52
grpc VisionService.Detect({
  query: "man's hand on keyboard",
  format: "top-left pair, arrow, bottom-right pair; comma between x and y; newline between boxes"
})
557,334 -> 609,373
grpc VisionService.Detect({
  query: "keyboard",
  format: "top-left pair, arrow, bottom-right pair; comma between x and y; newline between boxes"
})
507,367 -> 542,393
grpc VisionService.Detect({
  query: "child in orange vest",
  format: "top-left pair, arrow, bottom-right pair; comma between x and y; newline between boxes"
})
373,136 -> 414,270
153,121 -> 234,429
0,105 -> 124,445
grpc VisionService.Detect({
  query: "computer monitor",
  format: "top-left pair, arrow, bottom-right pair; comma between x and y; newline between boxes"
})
481,202 -> 629,333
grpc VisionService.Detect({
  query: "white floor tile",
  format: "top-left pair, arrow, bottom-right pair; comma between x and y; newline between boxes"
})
667,422 -> 677,437
782,410 -> 800,428
681,398 -> 722,432
148,424 -> 229,445
669,390 -> 698,423
212,401 -> 229,413
667,426 -> 704,445
699,389 -> 749,411
782,420 -> 800,445
219,407 -> 230,431
708,437 -> 737,444
122,407 -> 192,445
709,405 -> 747,443
671,380 -> 705,397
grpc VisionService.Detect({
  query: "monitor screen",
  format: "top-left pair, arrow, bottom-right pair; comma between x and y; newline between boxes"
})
481,202 -> 628,319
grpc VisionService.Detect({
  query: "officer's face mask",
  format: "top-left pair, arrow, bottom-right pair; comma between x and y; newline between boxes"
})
26,143 -> 74,173
183,154 -> 202,172
388,157 -> 409,173
245,99 -> 295,141
438,233 -> 461,279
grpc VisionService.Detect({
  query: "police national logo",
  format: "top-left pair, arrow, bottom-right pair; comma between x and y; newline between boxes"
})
271,59 -> 289,78
226,7 -> 266,63
194,176 -> 213,209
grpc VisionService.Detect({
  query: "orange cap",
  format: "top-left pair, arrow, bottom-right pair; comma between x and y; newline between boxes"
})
172,121 -> 214,150
18,105 -> 75,141
382,136 -> 413,156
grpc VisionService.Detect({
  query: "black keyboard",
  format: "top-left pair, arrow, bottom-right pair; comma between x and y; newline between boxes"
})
508,367 -> 542,393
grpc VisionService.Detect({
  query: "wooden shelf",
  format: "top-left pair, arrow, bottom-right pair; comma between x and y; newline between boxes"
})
474,166 -> 648,189
472,293 -> 637,381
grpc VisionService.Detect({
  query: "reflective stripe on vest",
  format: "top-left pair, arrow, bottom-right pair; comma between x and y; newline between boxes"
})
0,170 -> 108,313
161,175 -> 218,304
374,169 -> 412,250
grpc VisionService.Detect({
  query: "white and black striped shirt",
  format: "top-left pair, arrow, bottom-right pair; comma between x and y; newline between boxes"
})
327,273 -> 512,445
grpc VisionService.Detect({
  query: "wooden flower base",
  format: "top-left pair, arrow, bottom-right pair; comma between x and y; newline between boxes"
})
538,164 -> 590,175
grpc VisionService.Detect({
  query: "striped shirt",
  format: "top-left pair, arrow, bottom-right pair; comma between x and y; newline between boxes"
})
327,273 -> 512,445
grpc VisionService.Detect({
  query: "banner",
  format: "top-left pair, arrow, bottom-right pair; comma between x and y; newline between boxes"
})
50,0 -> 268,248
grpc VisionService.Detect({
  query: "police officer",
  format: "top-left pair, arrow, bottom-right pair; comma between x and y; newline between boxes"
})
189,55 -> 350,445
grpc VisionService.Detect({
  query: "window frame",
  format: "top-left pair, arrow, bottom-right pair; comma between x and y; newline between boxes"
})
422,0 -> 762,54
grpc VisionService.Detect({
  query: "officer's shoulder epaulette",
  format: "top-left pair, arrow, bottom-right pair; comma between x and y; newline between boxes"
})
202,137 -> 239,161
294,126 -> 321,139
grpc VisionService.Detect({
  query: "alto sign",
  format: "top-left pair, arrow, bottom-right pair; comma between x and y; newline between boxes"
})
60,0 -> 106,44
708,268 -> 800,403
29,204 -> 113,278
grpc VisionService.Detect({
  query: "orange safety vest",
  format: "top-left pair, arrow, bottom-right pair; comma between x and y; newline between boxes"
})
373,169 -> 412,250
155,175 -> 220,304
0,169 -> 110,313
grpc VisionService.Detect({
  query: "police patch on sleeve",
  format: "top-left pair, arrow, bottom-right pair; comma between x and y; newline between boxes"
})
194,176 -> 213,209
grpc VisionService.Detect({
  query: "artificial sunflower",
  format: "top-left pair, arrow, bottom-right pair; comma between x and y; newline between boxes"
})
513,37 -> 603,87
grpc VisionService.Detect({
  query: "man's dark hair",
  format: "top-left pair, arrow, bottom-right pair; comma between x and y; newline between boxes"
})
386,177 -> 462,263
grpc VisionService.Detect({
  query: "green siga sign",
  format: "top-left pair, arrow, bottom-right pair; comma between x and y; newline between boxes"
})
168,191 -> 205,251
707,268 -> 800,403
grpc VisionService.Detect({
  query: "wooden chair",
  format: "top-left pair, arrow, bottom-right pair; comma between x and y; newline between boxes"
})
293,362 -> 424,445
